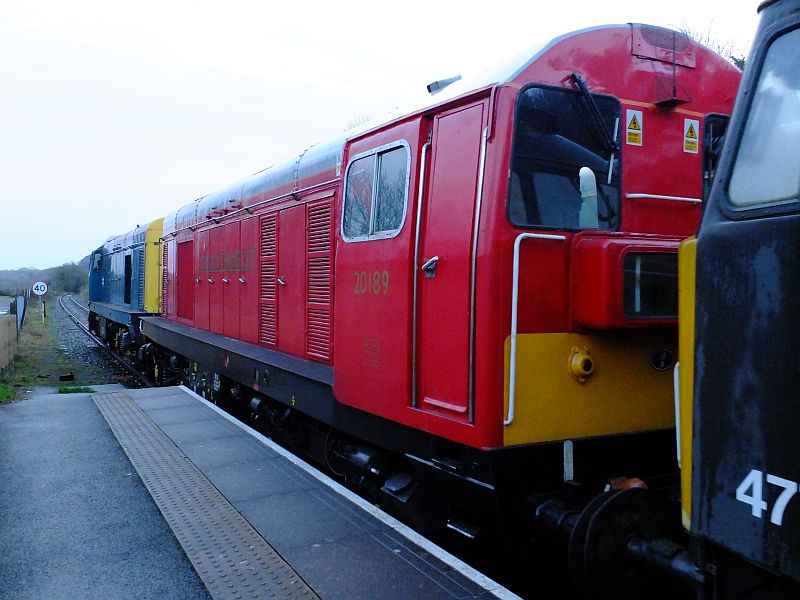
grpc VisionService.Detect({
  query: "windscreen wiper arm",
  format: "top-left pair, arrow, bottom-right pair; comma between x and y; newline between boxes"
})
570,73 -> 619,155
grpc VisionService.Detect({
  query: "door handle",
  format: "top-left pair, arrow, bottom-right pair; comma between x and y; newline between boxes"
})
421,256 -> 439,278
277,276 -> 286,286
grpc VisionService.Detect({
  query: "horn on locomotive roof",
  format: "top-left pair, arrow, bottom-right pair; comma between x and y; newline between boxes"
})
426,75 -> 461,95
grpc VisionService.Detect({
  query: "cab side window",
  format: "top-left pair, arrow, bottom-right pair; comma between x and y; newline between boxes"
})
343,143 -> 410,241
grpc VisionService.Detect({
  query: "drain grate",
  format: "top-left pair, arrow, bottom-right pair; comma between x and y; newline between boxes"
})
93,392 -> 319,600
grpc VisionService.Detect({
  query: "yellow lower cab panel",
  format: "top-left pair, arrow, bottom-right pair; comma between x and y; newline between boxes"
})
503,330 -> 677,447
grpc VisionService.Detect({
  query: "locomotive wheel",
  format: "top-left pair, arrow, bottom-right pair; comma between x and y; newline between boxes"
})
567,488 -> 678,598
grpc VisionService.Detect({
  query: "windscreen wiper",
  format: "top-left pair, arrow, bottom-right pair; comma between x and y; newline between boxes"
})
570,73 -> 619,155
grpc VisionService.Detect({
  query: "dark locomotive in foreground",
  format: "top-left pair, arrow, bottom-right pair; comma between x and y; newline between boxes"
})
676,1 -> 800,596
84,20 -> 797,597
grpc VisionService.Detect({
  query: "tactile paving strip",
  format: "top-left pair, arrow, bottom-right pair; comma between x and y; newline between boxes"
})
93,392 -> 319,600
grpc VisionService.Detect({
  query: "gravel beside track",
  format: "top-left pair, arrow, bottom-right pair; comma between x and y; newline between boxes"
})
51,295 -> 127,386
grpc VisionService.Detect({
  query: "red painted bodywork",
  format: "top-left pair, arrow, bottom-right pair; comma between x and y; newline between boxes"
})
239,218 -> 259,345
194,230 -> 210,331
417,102 -> 486,421
223,222 -> 240,339
277,206 -> 306,357
570,234 -> 679,329
176,241 -> 194,320
161,24 -> 740,450
209,226 -> 225,334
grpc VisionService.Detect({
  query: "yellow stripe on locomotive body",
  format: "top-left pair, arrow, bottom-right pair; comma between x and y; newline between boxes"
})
143,218 -> 164,314
678,237 -> 697,530
503,330 -> 677,446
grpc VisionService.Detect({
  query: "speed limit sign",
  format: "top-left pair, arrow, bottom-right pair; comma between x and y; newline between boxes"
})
32,281 -> 48,296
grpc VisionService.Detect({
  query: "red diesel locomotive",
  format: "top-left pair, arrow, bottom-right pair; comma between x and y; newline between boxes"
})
133,23 -> 740,591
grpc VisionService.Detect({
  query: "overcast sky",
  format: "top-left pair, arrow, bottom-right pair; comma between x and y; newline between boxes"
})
0,0 -> 759,271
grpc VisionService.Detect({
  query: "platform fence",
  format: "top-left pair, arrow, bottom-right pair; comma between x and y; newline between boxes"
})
0,315 -> 17,374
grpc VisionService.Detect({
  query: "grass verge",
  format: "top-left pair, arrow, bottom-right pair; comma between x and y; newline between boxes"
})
1,298 -> 112,402
59,386 -> 96,394
0,382 -> 14,403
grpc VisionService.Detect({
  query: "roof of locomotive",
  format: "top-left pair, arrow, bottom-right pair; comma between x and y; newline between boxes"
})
163,24 -> 629,235
96,218 -> 164,255
164,23 -> 725,235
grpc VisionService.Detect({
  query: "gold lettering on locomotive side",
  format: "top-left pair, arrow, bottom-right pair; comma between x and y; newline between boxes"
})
201,253 -> 220,272
200,248 -> 257,273
353,271 -> 390,295
242,248 -> 256,271
222,251 -> 240,271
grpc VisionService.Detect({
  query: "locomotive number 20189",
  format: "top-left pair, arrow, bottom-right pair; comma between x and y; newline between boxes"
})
354,271 -> 389,295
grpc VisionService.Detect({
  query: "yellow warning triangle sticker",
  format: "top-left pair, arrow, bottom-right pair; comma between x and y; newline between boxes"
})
686,124 -> 697,139
628,114 -> 641,131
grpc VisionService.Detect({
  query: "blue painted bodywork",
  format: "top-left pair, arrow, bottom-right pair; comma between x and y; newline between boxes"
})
89,225 -> 147,310
88,223 -> 154,339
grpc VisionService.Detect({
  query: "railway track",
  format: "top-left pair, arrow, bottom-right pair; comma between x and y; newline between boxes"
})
58,294 -> 155,388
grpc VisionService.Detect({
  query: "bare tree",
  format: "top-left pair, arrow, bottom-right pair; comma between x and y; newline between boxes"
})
678,24 -> 747,70
52,263 -> 87,293
343,115 -> 372,132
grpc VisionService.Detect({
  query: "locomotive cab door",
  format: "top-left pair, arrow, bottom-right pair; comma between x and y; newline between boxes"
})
415,100 -> 487,422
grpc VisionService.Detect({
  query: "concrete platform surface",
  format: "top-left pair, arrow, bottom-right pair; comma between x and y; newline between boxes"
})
0,385 -> 210,600
0,385 -> 520,599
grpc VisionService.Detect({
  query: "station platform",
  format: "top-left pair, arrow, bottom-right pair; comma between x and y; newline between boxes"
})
1,385 -> 519,599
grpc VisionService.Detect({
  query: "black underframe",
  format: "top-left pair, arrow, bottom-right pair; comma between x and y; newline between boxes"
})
139,316 -> 677,500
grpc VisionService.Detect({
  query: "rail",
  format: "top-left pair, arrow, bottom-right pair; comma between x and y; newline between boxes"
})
64,295 -> 90,313
58,294 -> 154,388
